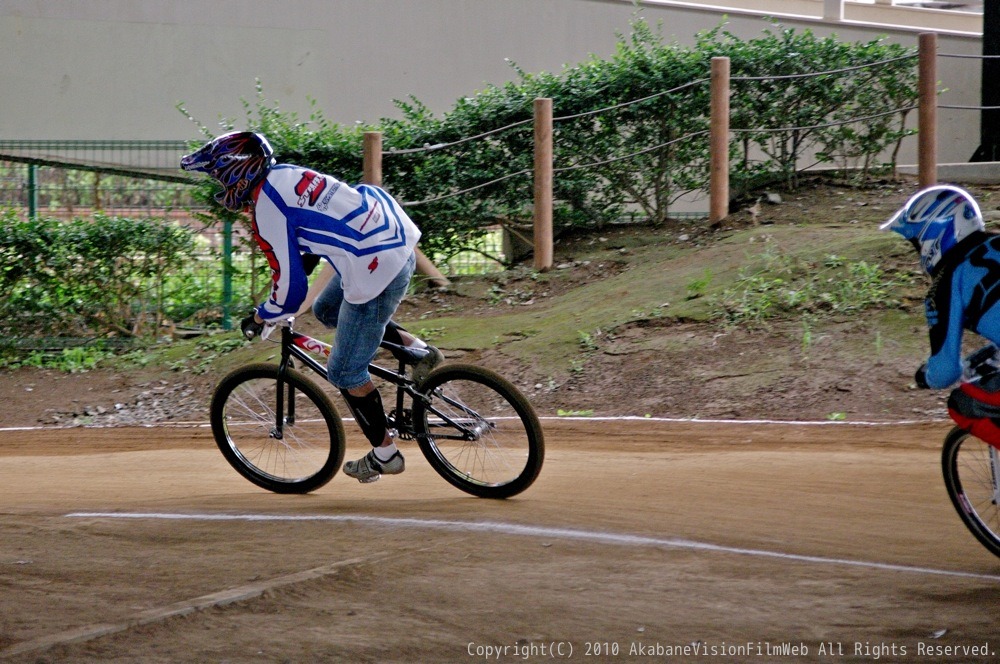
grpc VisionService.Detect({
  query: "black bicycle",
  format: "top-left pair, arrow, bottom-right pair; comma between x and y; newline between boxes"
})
941,344 -> 1000,559
209,318 -> 544,499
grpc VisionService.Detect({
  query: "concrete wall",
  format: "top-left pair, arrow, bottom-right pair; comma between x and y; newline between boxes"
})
0,0 -> 985,162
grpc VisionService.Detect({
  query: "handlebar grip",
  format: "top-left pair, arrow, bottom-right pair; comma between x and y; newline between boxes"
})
966,344 -> 999,370
240,312 -> 264,340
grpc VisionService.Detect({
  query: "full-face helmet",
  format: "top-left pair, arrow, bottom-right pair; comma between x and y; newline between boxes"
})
881,185 -> 985,274
180,131 -> 274,211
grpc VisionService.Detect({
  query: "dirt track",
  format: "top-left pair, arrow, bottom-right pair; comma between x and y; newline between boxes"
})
1,419 -> 999,663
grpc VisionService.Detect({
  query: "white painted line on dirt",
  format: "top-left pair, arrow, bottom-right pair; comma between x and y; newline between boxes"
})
1,416 -> 944,433
544,416 -> 937,426
0,423 -> 207,432
67,511 -> 1000,583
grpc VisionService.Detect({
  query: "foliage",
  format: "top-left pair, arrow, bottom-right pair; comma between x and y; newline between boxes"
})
0,19 -> 920,348
165,334 -> 250,375
713,251 -> 912,327
699,25 -> 917,192
3,346 -> 112,372
0,209 -> 201,339
180,19 -> 917,263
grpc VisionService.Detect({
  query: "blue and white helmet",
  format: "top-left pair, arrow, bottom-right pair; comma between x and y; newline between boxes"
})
881,185 -> 985,274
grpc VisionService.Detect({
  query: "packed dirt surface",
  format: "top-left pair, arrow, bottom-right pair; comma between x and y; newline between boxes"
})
3,177 -> 1000,662
2,420 -> 1000,663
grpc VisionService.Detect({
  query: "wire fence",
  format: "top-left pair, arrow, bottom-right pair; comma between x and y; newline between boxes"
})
1,45 -> 994,340
3,49 -> 992,224
382,51 -> 922,221
386,45 -> 999,225
0,140 -> 198,217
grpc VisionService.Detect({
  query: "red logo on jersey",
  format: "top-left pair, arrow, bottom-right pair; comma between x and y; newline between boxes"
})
294,171 -> 327,207
250,214 -> 282,299
368,257 -> 379,273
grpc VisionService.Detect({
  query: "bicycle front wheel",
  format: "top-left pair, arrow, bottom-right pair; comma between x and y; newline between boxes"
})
413,363 -> 544,499
941,426 -> 1000,559
210,363 -> 345,494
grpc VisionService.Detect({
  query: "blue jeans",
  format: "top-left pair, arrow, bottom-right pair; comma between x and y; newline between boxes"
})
312,252 -> 415,390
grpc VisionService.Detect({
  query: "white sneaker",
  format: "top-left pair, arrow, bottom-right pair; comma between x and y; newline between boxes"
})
344,449 -> 405,483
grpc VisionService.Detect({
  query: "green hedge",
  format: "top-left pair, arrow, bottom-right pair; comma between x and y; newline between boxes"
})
0,20 -> 920,345
0,210 -> 202,339
182,19 -> 916,263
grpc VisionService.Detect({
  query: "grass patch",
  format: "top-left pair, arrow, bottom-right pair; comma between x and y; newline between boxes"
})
405,223 -> 924,376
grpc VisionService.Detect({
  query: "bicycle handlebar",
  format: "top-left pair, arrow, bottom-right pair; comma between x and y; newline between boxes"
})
241,314 -> 293,342
964,344 -> 1000,380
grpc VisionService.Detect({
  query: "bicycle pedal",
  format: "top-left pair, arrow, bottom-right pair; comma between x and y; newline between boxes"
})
357,474 -> 382,484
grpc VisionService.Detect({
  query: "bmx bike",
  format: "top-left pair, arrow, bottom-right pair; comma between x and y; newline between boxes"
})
209,318 -> 544,499
940,344 -> 1000,559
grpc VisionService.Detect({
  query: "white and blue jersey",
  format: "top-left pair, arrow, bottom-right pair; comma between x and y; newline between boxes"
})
250,164 -> 420,320
924,232 -> 1000,388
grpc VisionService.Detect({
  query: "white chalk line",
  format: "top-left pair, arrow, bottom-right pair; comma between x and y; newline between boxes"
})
0,415 -> 939,433
67,511 -> 1000,583
544,415 -> 936,426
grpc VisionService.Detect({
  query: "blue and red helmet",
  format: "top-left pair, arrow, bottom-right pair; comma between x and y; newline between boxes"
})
181,131 -> 274,211
881,185 -> 985,274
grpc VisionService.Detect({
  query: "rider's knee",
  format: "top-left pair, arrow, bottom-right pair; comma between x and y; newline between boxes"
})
312,298 -> 338,328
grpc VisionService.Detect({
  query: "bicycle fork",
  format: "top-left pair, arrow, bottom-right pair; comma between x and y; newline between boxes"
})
991,446 -> 1000,506
269,327 -> 299,440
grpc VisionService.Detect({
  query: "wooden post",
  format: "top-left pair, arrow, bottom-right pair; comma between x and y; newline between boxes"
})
533,98 -> 553,272
709,57 -> 730,228
413,249 -> 451,289
362,131 -> 450,288
918,33 -> 938,189
363,131 -> 382,185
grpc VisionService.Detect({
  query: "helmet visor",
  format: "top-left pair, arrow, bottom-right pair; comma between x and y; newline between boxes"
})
880,202 -> 928,240
180,143 -> 215,174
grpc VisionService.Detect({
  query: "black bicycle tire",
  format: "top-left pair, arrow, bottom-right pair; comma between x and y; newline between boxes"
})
941,426 -> 1000,559
210,363 -> 346,494
412,363 -> 544,499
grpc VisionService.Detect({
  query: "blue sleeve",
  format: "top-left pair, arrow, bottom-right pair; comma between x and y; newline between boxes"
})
925,237 -> 1000,388
923,261 -> 966,388
257,245 -> 309,320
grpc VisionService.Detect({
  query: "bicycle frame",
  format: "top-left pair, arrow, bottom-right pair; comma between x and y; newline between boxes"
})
267,323 -> 488,443
211,317 -> 544,497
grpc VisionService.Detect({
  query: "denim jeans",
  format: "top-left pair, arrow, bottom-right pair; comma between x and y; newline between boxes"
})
312,252 -> 415,390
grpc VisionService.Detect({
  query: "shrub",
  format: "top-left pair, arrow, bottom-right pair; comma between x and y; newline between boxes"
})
0,210 -> 201,339
180,19 -> 917,260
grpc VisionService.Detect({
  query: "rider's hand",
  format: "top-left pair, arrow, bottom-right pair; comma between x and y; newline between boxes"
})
914,363 -> 930,389
240,311 -> 265,340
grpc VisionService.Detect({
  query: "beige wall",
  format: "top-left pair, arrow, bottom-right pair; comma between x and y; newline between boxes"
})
0,0 -> 985,162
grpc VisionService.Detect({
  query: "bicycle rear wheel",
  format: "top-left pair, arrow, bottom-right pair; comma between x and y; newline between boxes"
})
412,363 -> 543,499
941,426 -> 1000,559
210,363 -> 345,494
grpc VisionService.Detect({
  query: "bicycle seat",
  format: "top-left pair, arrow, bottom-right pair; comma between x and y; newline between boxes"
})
379,340 -> 434,365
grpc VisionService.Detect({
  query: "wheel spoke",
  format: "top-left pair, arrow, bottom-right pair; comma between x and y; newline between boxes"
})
944,429 -> 1000,558
211,365 -> 344,494
414,365 -> 542,498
